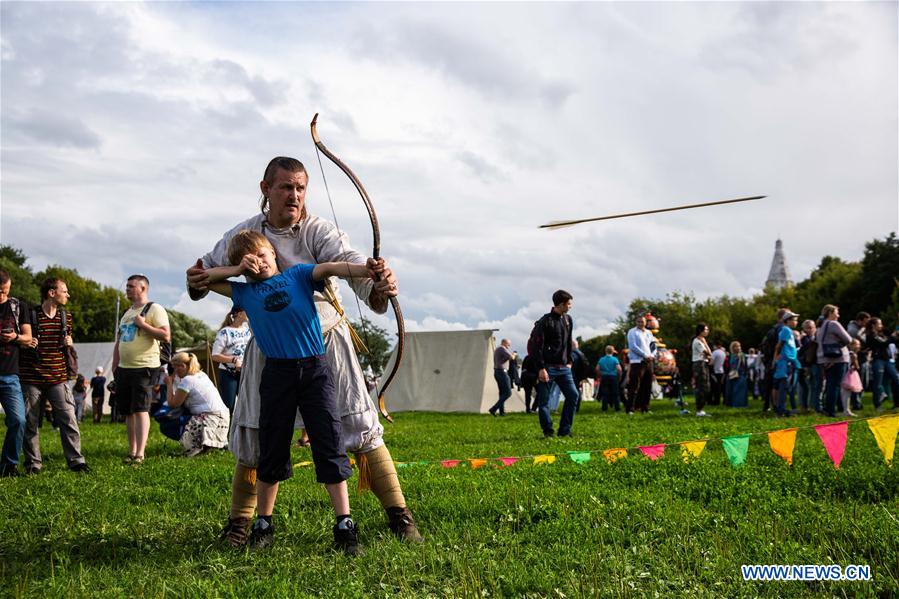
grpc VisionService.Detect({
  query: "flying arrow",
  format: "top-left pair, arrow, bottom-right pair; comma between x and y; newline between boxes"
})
540,195 -> 766,230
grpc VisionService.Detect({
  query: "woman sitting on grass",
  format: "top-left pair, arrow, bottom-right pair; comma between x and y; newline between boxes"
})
165,352 -> 230,457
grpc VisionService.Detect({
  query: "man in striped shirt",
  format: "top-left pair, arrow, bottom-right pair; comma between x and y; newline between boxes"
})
19,278 -> 89,473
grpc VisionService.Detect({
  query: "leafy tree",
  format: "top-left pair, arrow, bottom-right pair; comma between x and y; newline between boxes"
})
0,245 -> 39,305
857,232 -> 899,317
791,256 -> 862,322
168,310 -> 215,350
351,316 -> 393,376
35,265 -> 124,342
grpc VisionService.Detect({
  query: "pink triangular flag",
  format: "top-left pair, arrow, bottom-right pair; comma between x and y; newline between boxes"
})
815,421 -> 849,469
441,459 -> 461,468
639,444 -> 666,461
498,457 -> 519,466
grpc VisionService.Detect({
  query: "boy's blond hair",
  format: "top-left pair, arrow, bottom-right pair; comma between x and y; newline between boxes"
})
227,230 -> 275,267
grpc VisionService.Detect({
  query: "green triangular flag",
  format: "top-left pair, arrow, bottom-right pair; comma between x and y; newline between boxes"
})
722,434 -> 750,467
568,451 -> 591,464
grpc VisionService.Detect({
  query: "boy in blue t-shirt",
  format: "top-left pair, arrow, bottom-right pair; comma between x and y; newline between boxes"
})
202,230 -> 384,555
772,311 -> 801,416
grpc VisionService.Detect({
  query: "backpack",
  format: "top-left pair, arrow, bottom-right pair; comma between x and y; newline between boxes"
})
572,349 -> 591,382
758,324 -> 781,368
525,315 -> 550,370
522,316 -> 546,372
152,403 -> 191,441
797,338 -> 818,367
140,302 -> 172,365
59,308 -> 78,380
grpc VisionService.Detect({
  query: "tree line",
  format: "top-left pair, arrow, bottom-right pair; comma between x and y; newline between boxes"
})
578,233 -> 899,375
0,245 -> 213,348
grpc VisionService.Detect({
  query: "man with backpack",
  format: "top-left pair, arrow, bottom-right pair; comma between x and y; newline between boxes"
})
528,290 -> 579,438
112,274 -> 170,465
759,308 -> 790,412
0,270 -> 34,477
19,278 -> 90,473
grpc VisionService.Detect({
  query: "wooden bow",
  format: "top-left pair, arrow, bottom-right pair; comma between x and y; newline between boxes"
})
310,113 -> 403,423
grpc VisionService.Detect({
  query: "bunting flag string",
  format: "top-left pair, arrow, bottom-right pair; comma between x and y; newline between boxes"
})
292,414 -> 898,472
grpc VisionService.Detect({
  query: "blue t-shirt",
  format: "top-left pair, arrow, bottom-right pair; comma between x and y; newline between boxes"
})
774,325 -> 799,379
778,325 -> 798,361
230,264 -> 325,359
597,355 -> 620,377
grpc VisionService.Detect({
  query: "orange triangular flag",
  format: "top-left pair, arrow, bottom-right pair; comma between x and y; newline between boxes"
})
469,458 -> 488,469
768,428 -> 798,465
603,448 -> 628,463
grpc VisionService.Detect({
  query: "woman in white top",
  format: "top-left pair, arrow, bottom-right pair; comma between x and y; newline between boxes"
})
166,352 -> 230,457
210,308 -> 251,413
691,323 -> 712,417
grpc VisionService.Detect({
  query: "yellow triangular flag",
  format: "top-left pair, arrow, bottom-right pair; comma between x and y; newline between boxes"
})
469,458 -> 488,469
293,461 -> 314,468
867,415 -> 899,465
768,428 -> 798,465
603,448 -> 628,463
533,454 -> 556,465
680,441 -> 707,463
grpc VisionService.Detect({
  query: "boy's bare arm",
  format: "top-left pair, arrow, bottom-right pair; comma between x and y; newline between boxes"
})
207,281 -> 233,298
313,258 -> 385,282
202,260 -> 249,298
205,264 -> 245,283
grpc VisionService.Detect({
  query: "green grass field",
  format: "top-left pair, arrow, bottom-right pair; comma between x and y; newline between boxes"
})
1,396 -> 897,598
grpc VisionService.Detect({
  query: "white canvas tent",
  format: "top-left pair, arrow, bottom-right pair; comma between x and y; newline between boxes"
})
375,329 -> 527,414
73,341 -> 115,415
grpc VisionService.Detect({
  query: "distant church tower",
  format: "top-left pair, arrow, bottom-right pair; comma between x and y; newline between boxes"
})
765,239 -> 793,289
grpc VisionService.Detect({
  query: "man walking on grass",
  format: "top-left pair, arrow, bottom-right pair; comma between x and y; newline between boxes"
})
19,278 -> 90,473
530,290 -> 579,438
489,339 -> 514,416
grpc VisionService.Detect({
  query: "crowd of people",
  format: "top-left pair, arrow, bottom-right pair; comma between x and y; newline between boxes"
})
491,305 -> 899,436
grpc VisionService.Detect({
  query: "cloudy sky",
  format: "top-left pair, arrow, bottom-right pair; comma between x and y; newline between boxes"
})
1,1 -> 896,351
